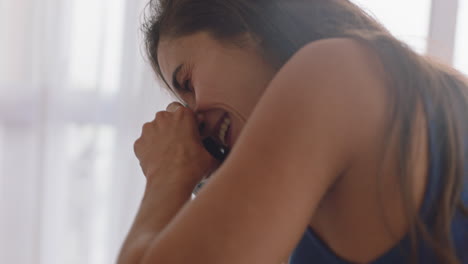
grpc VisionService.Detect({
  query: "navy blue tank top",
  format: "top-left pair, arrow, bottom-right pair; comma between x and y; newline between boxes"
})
290,96 -> 468,263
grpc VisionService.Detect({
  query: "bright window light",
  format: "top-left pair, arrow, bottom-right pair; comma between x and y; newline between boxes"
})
69,0 -> 124,96
352,0 -> 432,54
69,0 -> 102,91
454,0 -> 468,75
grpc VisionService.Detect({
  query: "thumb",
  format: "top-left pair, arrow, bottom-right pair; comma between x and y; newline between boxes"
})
166,102 -> 184,112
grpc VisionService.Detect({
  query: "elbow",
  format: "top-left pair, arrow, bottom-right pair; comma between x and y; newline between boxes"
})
117,237 -> 154,264
118,244 -> 169,264
117,247 -> 146,264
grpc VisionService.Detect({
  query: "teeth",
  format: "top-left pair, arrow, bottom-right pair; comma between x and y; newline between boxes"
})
218,117 -> 231,144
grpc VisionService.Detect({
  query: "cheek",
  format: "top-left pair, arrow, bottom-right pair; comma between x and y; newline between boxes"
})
193,70 -> 226,98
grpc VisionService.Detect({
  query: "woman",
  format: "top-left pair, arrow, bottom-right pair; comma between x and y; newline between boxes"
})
118,0 -> 467,263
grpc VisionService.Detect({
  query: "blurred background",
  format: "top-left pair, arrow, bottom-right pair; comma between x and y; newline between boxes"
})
0,0 -> 467,263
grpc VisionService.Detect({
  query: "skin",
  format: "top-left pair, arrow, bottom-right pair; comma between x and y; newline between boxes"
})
133,33 -> 429,263
157,32 -> 277,148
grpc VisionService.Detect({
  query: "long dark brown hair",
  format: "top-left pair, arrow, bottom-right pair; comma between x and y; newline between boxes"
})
142,0 -> 468,263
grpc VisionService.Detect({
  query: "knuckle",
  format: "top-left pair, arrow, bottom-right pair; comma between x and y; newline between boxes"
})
155,111 -> 168,119
133,139 -> 140,152
141,122 -> 155,134
142,122 -> 152,130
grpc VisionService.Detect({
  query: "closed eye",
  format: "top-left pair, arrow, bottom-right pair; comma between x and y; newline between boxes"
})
174,79 -> 194,107
182,79 -> 192,92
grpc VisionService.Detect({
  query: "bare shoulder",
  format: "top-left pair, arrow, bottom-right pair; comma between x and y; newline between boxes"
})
269,37 -> 389,109
266,37 -> 390,160
140,39 -> 392,264
276,37 -> 387,92
289,37 -> 382,66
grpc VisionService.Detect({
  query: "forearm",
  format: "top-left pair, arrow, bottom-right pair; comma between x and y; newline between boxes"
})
117,180 -> 194,264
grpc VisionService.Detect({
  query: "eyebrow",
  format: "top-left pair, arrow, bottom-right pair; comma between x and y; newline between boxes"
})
171,64 -> 183,91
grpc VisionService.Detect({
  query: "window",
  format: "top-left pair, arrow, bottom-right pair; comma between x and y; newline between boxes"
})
454,0 -> 468,75
352,0 -> 432,54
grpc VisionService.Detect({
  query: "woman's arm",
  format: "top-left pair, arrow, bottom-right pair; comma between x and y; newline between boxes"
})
124,38 -> 387,264
117,178 -> 194,263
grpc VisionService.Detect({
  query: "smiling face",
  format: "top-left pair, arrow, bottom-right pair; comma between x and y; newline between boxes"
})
157,31 -> 277,148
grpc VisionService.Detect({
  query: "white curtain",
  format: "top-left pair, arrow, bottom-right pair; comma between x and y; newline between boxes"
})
0,0 -> 173,263
0,0 -> 466,263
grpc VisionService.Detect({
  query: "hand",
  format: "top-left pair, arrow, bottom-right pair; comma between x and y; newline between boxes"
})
134,102 -> 219,193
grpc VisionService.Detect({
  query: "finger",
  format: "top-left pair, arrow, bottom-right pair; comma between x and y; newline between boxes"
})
166,102 -> 184,112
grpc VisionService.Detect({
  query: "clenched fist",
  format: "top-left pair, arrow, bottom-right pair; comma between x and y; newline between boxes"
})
134,102 -> 219,193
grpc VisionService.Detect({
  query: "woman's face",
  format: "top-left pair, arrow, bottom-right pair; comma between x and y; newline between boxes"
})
158,31 -> 277,148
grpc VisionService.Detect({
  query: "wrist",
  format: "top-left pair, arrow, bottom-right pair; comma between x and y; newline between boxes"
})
145,168 -> 204,196
142,178 -> 193,210
132,183 -> 191,237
